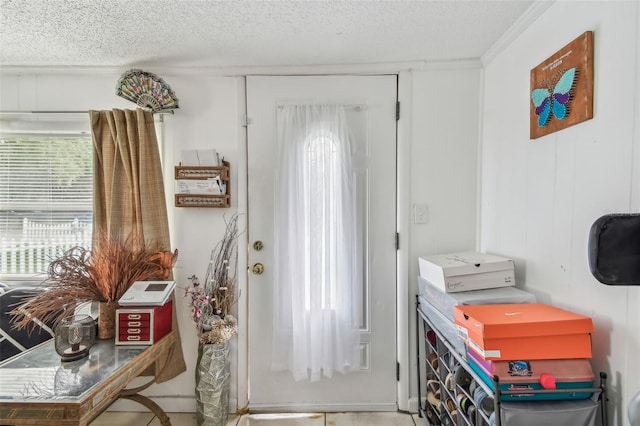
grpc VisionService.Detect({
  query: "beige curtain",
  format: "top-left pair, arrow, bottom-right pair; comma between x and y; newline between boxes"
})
89,108 -> 186,383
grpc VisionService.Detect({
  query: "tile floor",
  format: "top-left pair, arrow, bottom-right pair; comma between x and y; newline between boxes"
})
92,411 -> 424,426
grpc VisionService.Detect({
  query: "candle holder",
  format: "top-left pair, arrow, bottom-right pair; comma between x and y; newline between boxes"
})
54,314 -> 96,362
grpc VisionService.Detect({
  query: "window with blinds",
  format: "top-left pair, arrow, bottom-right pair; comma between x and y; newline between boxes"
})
0,114 -> 93,276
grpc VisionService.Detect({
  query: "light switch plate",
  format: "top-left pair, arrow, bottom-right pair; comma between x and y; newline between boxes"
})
414,204 -> 428,224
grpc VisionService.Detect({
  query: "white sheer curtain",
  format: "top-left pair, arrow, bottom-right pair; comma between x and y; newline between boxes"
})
271,104 -> 362,382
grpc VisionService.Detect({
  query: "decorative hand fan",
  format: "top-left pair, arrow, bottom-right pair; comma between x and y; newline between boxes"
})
115,69 -> 179,112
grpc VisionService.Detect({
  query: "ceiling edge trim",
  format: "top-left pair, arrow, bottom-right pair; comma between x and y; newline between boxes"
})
0,59 -> 482,77
481,0 -> 556,67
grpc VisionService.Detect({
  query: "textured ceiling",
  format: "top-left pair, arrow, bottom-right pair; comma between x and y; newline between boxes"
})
0,0 -> 535,68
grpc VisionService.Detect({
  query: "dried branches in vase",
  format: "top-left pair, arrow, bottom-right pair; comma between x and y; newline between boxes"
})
185,213 -> 241,344
10,230 -> 178,332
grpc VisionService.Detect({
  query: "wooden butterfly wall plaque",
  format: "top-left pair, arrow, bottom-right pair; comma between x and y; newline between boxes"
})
530,31 -> 594,139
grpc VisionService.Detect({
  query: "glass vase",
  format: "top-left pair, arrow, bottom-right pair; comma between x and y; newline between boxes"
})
195,342 -> 231,426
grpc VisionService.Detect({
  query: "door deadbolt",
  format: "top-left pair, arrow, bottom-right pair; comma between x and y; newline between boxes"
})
253,240 -> 264,251
252,263 -> 264,275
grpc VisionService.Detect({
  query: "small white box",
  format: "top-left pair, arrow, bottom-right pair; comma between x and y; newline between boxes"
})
418,251 -> 515,293
118,280 -> 176,306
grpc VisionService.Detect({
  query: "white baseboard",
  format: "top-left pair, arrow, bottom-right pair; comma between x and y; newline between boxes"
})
248,401 -> 397,413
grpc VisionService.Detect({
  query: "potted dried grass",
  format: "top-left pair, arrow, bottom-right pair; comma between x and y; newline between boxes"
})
11,231 -> 178,339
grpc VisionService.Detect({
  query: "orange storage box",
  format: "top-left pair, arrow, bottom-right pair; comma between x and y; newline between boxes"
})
454,303 -> 593,360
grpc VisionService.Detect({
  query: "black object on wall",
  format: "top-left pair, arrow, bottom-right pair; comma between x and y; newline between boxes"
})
588,213 -> 640,285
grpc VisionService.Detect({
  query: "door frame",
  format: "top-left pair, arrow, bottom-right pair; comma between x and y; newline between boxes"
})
235,71 -> 413,412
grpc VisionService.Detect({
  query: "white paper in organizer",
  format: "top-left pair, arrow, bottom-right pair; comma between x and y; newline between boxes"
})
178,178 -> 224,194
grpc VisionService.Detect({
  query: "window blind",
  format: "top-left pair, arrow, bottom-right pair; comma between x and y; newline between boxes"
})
0,114 -> 93,275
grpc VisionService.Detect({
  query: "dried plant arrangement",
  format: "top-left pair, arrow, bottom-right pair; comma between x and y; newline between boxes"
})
184,213 -> 241,344
10,230 -> 178,332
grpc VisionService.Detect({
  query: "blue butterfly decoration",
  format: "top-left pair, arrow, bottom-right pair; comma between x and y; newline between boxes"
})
531,67 -> 578,127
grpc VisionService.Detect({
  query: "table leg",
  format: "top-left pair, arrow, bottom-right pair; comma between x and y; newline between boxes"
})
119,378 -> 172,426
120,393 -> 172,426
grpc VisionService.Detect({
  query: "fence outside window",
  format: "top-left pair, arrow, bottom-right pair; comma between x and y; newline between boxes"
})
1,219 -> 92,275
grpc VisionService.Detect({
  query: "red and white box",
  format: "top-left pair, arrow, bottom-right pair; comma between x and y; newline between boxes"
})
116,300 -> 172,345
453,303 -> 594,360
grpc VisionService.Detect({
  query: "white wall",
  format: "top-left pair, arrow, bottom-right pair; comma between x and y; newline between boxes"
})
406,66 -> 481,409
409,68 -> 480,258
158,73 -> 244,413
480,2 -> 640,425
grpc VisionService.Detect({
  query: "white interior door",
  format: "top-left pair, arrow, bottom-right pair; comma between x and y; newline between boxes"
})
247,75 -> 397,411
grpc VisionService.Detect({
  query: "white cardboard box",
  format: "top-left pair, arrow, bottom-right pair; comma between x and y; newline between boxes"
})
118,280 -> 176,306
418,251 -> 515,293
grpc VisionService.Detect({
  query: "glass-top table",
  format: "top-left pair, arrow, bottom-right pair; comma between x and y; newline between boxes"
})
0,330 -> 176,425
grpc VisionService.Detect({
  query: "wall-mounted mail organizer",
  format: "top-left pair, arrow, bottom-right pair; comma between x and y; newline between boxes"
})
174,160 -> 230,208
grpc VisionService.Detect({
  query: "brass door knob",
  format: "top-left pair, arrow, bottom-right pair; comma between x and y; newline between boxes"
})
252,263 -> 264,275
